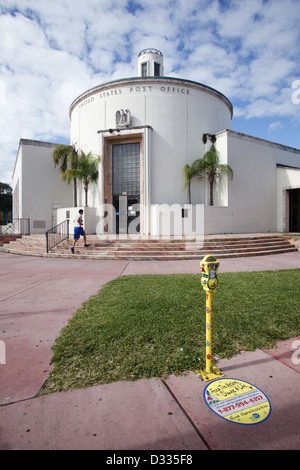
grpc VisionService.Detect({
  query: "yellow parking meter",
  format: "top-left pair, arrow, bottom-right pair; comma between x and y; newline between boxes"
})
200,255 -> 220,291
197,255 -> 225,382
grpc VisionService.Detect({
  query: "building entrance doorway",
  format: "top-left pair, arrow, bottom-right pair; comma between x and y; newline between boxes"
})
112,142 -> 140,234
113,195 -> 140,234
289,188 -> 300,232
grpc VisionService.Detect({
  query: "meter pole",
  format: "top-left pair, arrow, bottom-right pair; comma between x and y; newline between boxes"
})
198,254 -> 225,382
198,289 -> 225,381
205,291 -> 213,374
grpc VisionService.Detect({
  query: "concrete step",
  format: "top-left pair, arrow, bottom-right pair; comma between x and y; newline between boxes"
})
0,233 -> 298,260
55,243 -> 295,255
0,234 -> 22,246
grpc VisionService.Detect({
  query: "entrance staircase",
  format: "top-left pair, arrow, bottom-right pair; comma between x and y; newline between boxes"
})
0,233 -> 298,260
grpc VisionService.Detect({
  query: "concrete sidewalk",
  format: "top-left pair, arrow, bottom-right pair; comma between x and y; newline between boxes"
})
0,251 -> 300,450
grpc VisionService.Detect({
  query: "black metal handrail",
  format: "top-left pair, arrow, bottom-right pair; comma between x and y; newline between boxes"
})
0,218 -> 30,235
45,219 -> 69,253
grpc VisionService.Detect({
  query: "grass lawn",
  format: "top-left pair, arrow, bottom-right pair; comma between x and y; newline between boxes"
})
39,270 -> 300,395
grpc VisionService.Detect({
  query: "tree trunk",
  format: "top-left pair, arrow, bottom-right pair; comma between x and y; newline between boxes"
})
85,183 -> 88,206
188,182 -> 191,204
209,180 -> 214,206
73,179 -> 77,207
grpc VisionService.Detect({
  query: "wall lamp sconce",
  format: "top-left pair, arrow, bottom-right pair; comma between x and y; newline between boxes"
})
202,133 -> 216,144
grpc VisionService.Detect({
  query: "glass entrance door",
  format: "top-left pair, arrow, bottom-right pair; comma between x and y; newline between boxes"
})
113,195 -> 140,234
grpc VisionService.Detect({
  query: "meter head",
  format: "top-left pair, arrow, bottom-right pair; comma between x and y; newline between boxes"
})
200,255 -> 220,291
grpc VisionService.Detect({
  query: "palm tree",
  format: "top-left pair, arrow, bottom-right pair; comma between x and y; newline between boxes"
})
183,144 -> 233,205
53,144 -> 79,207
65,151 -> 100,206
193,144 -> 233,205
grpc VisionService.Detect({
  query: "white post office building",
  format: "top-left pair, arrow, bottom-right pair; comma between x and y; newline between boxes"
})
12,49 -> 300,236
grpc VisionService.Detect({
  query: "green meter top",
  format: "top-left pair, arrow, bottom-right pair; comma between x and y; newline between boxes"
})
205,256 -> 218,262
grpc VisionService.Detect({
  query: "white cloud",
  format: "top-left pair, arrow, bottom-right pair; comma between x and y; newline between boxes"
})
0,0 -> 299,184
268,121 -> 283,132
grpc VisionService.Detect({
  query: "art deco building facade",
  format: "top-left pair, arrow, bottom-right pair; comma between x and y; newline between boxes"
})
13,49 -> 300,235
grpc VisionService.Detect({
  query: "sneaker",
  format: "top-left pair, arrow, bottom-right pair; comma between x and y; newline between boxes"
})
84,244 -> 91,248
71,247 -> 74,254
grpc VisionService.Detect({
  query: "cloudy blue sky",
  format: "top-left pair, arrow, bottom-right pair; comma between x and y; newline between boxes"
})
0,0 -> 300,184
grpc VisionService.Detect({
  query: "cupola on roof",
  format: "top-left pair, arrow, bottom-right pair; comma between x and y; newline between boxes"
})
137,48 -> 164,77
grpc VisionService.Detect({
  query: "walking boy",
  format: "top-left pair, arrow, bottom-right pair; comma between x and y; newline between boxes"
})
71,209 -> 90,254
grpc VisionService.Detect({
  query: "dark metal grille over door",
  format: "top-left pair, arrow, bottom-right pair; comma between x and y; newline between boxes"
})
112,143 -> 140,196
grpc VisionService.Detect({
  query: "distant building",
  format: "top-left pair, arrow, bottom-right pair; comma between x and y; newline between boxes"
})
12,49 -> 300,235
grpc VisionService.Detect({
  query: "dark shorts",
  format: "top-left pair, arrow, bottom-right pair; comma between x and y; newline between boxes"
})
74,227 -> 85,239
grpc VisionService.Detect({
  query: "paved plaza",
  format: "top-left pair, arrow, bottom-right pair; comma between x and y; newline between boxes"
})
0,251 -> 300,450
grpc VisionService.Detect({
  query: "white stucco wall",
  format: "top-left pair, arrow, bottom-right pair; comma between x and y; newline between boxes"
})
12,140 -> 73,233
150,203 -> 204,238
202,131 -> 300,234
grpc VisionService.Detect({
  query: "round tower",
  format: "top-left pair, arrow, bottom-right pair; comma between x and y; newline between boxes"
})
137,48 -> 164,77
